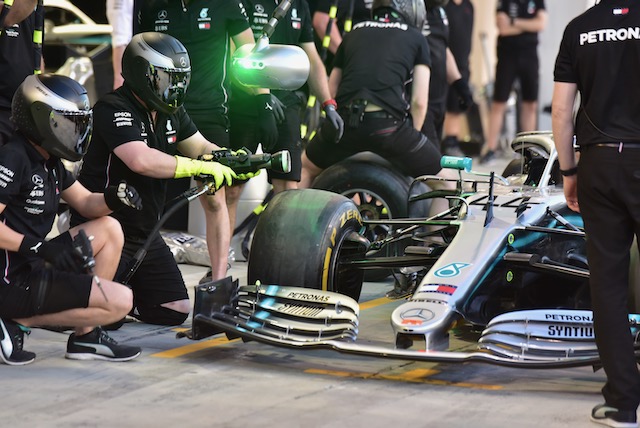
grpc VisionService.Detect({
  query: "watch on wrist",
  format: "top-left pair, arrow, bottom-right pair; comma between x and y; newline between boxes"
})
559,166 -> 578,177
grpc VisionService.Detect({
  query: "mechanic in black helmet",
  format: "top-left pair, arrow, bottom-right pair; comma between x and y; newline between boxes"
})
300,0 -> 457,215
421,0 -> 473,155
0,74 -> 143,365
72,32 -> 242,327
137,0 -> 274,282
552,1 -> 640,426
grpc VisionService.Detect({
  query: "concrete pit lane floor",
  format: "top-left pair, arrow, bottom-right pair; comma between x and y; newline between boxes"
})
1,261 -> 611,428
0,156 -> 612,428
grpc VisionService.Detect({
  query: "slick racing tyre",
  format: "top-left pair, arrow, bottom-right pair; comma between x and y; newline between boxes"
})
248,189 -> 368,301
311,153 -> 430,281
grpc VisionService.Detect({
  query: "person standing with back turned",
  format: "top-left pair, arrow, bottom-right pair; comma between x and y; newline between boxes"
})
552,1 -> 640,427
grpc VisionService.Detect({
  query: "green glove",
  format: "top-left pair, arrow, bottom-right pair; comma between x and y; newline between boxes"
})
174,156 -> 236,189
236,169 -> 261,181
230,148 -> 260,181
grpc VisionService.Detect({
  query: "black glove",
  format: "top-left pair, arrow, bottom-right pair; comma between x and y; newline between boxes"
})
255,93 -> 279,151
104,180 -> 143,211
269,94 -> 286,124
19,236 -> 85,273
323,101 -> 344,142
451,78 -> 473,111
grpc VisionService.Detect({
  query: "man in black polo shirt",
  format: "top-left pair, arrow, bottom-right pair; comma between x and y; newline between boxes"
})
73,32 -> 237,326
552,1 -> 640,426
300,0 -> 455,215
0,0 -> 40,145
137,0 -> 277,281
0,74 -> 142,365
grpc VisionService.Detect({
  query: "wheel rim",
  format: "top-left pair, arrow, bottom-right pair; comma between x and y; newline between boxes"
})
340,187 -> 393,242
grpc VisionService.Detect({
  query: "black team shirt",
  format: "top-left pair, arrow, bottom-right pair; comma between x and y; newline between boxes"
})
333,20 -> 431,120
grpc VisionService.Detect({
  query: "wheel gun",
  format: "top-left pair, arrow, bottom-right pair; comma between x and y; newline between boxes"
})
202,148 -> 292,175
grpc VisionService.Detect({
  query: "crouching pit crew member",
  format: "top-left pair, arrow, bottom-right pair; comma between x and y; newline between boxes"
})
71,32 -> 242,327
300,0 -> 457,218
0,74 -> 143,365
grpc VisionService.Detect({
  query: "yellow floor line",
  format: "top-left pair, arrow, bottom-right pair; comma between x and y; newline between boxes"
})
304,368 -> 502,390
152,336 -> 240,358
359,296 -> 394,310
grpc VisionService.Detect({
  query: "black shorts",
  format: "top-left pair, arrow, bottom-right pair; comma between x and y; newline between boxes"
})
305,112 -> 442,178
117,233 -> 188,309
493,47 -> 539,103
188,110 -> 230,147
0,232 -> 93,319
229,104 -> 303,182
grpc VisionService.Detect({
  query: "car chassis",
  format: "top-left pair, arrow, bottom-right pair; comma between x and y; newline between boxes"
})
180,131 -> 640,369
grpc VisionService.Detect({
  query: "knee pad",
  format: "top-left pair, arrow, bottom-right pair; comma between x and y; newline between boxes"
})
134,304 -> 189,326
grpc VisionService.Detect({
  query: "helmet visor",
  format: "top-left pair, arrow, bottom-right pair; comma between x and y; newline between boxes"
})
148,65 -> 191,111
49,108 -> 93,158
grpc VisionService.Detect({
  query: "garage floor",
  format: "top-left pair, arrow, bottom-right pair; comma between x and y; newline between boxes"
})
0,153 -> 612,428
2,258 -> 611,428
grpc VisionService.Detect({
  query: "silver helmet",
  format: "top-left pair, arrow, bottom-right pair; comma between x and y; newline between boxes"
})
11,74 -> 92,161
122,32 -> 191,114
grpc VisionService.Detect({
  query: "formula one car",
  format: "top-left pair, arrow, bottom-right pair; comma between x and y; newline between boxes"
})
181,131 -> 640,368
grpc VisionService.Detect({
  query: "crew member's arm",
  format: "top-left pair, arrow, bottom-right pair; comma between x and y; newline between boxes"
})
0,0 -> 37,28
301,41 -> 333,103
496,9 -> 547,36
114,136 -> 234,188
410,64 -> 430,131
327,66 -> 341,99
513,9 -> 547,33
445,48 -> 462,85
312,11 -> 342,56
551,81 -> 579,212
114,140 -> 187,178
106,0 -> 134,89
60,181 -> 114,219
0,203 -> 26,252
176,131 -> 223,158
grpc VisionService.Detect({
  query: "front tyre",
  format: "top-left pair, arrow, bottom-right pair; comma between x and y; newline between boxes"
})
248,189 -> 367,301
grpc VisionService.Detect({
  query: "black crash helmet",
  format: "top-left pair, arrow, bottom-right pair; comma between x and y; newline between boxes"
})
11,73 -> 92,162
372,0 -> 427,28
121,32 -> 191,115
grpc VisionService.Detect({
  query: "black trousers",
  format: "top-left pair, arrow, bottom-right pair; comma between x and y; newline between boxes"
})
578,145 -> 640,411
